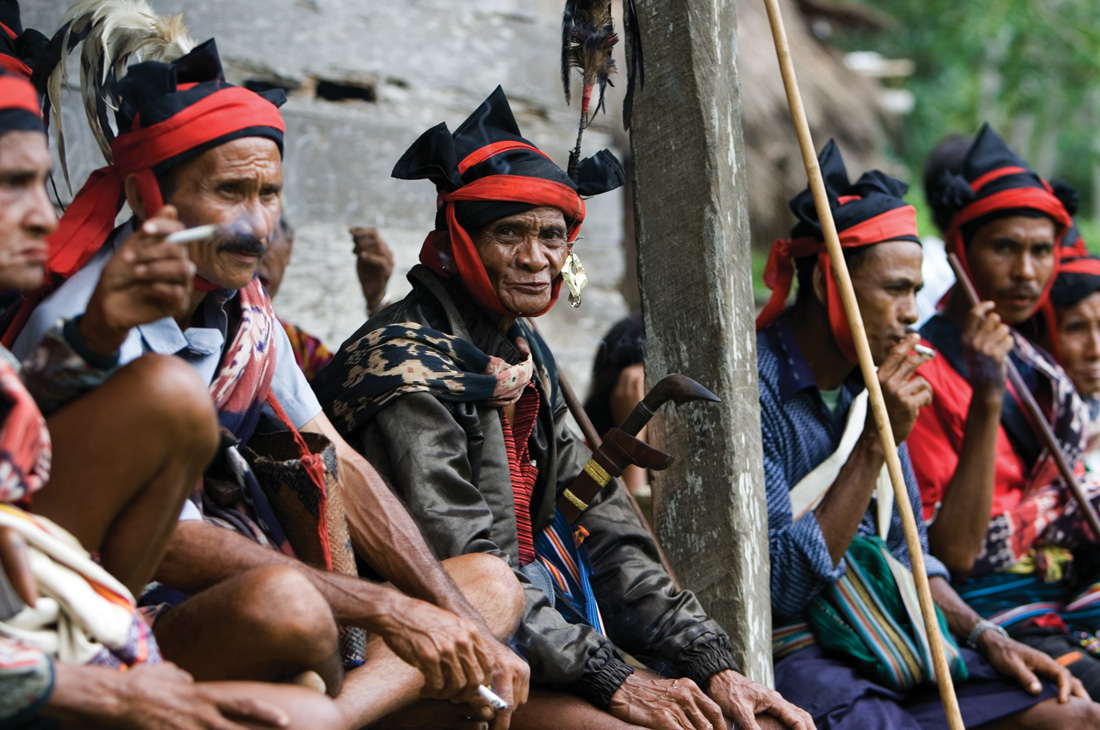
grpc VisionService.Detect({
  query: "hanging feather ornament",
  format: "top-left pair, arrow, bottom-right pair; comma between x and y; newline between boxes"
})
32,0 -> 196,192
560,0 -> 618,182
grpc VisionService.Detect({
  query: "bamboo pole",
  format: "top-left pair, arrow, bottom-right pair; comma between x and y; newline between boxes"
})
760,1 -> 965,726
947,253 -> 1100,540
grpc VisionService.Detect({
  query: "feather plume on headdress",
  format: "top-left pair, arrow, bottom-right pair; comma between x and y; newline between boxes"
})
33,0 -> 195,192
561,0 -> 618,180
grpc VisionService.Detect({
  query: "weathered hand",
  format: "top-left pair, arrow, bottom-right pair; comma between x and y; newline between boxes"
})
81,207 -> 193,356
962,300 -> 1014,397
707,669 -> 815,730
377,594 -> 494,704
980,629 -> 1088,703
472,635 -> 530,730
0,525 -> 36,607
111,663 -> 290,730
871,333 -> 934,444
608,673 -> 727,730
350,226 -> 394,315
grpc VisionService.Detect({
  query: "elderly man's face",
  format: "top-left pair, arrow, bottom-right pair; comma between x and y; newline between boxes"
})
163,137 -> 283,291
847,241 -> 923,365
473,206 -> 570,316
0,131 -> 56,290
1056,291 -> 1100,398
967,215 -> 1056,325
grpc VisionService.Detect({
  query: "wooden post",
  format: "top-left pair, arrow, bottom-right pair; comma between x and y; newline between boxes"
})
628,0 -> 774,682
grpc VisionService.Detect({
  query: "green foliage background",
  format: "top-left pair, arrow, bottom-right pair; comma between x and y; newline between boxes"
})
834,0 -> 1100,232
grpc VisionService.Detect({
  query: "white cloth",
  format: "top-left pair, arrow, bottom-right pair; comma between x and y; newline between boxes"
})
787,389 -> 894,539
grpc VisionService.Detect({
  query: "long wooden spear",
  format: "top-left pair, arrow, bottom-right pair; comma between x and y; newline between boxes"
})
760,1 -> 964,727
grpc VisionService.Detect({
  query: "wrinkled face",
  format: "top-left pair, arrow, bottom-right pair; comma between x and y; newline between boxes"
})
0,131 -> 56,290
967,215 -> 1056,324
256,223 -> 293,299
164,137 -> 283,291
847,241 -> 924,365
473,206 -> 570,316
1056,291 -> 1100,398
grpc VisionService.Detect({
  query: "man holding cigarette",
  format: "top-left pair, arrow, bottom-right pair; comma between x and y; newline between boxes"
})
9,35 -> 528,730
757,141 -> 1091,728
908,125 -> 1100,696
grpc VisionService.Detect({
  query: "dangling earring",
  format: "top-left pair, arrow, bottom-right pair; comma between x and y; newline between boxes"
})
561,249 -> 587,308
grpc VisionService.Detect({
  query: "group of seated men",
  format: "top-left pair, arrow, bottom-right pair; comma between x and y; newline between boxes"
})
6,3 -> 1100,730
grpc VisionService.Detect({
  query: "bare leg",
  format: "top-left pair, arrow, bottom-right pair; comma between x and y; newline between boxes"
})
154,564 -> 345,695
35,354 -> 219,595
510,690 -> 648,730
337,553 -> 525,729
976,696 -> 1100,729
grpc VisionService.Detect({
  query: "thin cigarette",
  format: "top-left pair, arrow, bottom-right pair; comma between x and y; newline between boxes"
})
165,224 -> 220,244
477,685 -> 509,711
913,344 -> 935,358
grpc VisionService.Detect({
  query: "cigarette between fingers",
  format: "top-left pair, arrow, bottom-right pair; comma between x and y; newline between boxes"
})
478,685 -> 509,711
165,224 -> 220,244
913,344 -> 935,358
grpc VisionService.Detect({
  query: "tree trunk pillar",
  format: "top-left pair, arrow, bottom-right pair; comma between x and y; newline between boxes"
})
628,0 -> 773,683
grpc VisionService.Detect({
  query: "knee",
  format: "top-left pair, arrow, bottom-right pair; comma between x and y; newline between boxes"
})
233,565 -> 339,662
120,354 -> 218,460
444,553 -> 525,639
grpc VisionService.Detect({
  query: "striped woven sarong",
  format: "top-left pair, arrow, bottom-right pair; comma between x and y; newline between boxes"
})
534,509 -> 605,634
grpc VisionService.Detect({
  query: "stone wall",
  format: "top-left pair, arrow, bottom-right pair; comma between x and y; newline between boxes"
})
23,0 -> 629,395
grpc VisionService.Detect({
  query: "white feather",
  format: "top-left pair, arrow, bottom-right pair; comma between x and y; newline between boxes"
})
44,0 -> 196,190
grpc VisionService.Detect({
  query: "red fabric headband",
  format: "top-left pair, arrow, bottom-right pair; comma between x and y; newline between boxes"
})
756,204 -> 917,361
419,156 -> 584,317
46,86 -> 285,281
0,74 -> 39,117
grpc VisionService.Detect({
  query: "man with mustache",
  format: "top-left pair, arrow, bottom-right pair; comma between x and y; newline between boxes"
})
9,38 -> 528,730
906,125 -> 1100,695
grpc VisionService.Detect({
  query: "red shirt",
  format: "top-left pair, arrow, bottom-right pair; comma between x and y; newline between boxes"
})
909,345 -> 1028,522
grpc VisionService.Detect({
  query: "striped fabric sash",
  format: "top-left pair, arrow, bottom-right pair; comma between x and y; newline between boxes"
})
534,508 -> 605,634
798,536 -> 968,690
956,567 -> 1100,634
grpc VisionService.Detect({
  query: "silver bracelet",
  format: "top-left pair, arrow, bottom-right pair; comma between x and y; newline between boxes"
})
967,619 -> 1008,650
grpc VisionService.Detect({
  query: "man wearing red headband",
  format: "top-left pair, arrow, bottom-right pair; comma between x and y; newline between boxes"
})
314,87 -> 815,730
906,126 -> 1100,696
0,60 -> 347,729
758,141 -> 1090,729
9,39 -> 528,728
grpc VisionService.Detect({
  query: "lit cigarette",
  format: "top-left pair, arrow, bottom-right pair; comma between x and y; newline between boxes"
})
165,224 -> 220,244
478,685 -> 509,711
913,344 -> 935,358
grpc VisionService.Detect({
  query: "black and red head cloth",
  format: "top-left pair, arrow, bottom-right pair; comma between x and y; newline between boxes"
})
932,123 -> 1075,313
0,66 -> 43,137
0,0 -> 46,80
756,139 -> 920,362
1033,245 -> 1100,361
391,85 -> 624,318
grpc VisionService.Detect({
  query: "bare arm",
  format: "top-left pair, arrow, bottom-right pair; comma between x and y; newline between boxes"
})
815,335 -> 932,564
926,302 -> 1013,574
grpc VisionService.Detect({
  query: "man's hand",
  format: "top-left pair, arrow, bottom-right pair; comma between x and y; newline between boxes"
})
376,593 -> 497,703
707,669 -> 815,730
350,227 -> 394,315
80,207 -> 193,357
50,662 -> 291,730
608,673 -> 727,730
480,636 -> 530,730
979,629 -> 1088,704
961,300 -> 1014,399
872,333 -> 934,444
0,525 -> 36,607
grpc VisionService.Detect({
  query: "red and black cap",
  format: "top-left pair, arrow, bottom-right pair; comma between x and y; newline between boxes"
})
0,67 -> 42,137
393,85 -> 624,317
44,40 -> 286,282
933,123 -> 1073,311
1035,240 -> 1100,360
757,139 -> 919,361
0,0 -> 45,80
